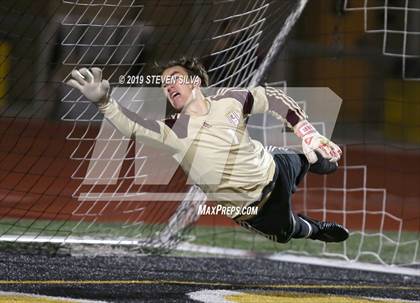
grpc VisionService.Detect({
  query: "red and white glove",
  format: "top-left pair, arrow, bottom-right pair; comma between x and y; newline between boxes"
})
294,120 -> 342,164
66,67 -> 110,105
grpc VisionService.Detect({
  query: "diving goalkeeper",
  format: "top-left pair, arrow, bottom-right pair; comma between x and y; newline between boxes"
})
67,57 -> 349,244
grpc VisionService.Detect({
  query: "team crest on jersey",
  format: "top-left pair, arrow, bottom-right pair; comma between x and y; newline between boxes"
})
202,121 -> 212,128
227,111 -> 240,127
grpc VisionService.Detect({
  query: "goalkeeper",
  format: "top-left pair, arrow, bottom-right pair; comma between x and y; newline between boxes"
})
67,57 -> 349,244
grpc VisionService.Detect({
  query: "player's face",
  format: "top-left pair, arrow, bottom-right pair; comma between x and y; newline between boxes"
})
162,66 -> 195,112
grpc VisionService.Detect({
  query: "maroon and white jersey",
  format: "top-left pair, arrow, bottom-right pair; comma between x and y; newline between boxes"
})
98,86 -> 306,217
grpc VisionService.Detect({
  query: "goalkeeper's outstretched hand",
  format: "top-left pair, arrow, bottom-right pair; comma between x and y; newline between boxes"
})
66,67 -> 110,105
294,120 -> 342,164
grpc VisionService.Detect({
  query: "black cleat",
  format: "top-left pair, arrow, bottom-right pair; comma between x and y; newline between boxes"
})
298,214 -> 349,243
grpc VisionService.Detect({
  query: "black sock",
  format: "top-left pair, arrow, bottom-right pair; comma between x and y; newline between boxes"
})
292,215 -> 314,238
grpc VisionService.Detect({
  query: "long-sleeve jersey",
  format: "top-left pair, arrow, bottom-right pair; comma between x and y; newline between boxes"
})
98,86 -> 307,218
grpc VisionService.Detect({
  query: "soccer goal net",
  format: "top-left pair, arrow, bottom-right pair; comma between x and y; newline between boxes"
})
0,0 -> 418,271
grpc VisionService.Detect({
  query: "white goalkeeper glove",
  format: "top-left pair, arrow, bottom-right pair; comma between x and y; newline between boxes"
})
294,120 -> 342,164
66,67 -> 110,105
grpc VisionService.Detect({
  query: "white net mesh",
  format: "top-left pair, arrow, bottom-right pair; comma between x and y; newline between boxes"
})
344,0 -> 420,80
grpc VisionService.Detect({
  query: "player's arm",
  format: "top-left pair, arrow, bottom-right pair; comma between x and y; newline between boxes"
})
66,67 -> 180,154
248,86 -> 342,163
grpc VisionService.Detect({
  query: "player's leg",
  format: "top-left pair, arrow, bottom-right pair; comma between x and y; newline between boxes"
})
283,148 -> 349,242
294,150 -> 349,242
309,150 -> 338,175
237,147 -> 312,243
266,146 -> 338,177
236,147 -> 348,243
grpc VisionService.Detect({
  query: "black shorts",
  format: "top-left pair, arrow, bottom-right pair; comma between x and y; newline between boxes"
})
236,147 -> 309,243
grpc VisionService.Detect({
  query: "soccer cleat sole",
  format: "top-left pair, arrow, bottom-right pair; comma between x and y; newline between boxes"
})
313,225 -> 349,243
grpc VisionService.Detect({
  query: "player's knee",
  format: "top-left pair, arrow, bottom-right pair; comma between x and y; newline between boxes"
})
309,151 -> 338,175
276,237 -> 291,244
274,230 -> 293,243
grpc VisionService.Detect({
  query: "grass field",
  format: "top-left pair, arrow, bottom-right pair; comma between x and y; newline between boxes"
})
0,218 -> 418,266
